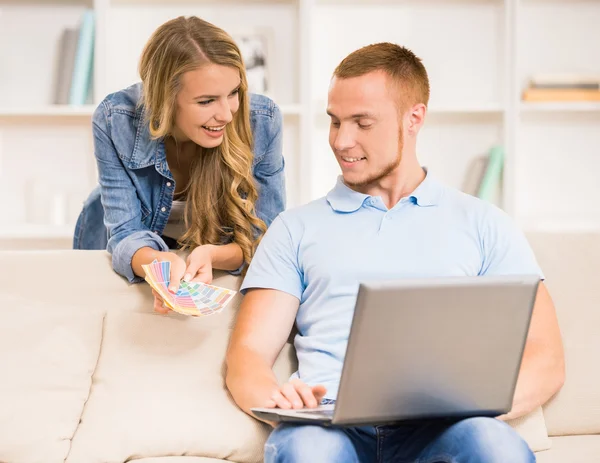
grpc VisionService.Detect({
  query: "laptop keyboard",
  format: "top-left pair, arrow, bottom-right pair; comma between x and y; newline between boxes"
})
295,408 -> 335,417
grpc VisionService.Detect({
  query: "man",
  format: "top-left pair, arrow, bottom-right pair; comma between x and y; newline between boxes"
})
226,42 -> 565,462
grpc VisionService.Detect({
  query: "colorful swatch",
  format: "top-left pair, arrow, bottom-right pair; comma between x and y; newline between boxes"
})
142,259 -> 237,316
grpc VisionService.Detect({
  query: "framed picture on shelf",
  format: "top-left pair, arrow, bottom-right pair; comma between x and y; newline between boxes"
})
231,28 -> 273,97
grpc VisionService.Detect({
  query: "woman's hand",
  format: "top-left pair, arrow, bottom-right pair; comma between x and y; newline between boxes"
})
152,251 -> 187,314
183,245 -> 215,284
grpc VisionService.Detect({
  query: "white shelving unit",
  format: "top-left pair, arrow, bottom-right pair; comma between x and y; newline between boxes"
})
1,0 -> 599,250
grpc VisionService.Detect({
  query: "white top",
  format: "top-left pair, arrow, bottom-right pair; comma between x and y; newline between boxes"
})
163,200 -> 186,241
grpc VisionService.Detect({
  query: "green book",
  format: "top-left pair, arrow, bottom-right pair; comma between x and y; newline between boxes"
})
477,145 -> 504,202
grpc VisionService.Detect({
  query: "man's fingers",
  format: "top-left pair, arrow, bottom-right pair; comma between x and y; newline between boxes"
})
291,379 -> 318,408
264,399 -> 276,408
312,384 -> 327,404
271,389 -> 292,409
281,382 -> 304,409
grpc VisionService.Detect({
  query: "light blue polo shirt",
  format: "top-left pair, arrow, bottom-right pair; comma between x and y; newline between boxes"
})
240,171 -> 543,400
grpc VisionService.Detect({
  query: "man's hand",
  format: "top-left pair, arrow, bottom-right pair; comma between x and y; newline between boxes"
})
266,379 -> 327,410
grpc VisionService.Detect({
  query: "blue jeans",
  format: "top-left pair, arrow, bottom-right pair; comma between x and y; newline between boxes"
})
264,417 -> 535,463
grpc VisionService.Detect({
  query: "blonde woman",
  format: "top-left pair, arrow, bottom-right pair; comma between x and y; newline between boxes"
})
74,16 -> 286,313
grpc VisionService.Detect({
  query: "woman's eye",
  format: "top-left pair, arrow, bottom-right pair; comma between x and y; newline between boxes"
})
198,99 -> 213,106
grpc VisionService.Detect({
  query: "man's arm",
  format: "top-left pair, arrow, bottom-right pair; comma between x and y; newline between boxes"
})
225,288 -> 299,419
499,282 -> 565,420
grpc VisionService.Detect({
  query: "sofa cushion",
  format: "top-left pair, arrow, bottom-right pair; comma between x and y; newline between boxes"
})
506,406 -> 551,452
0,295 -> 104,463
527,233 -> 600,436
535,435 -> 600,463
66,311 -> 297,463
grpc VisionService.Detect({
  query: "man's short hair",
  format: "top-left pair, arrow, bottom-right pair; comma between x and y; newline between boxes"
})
333,42 -> 430,111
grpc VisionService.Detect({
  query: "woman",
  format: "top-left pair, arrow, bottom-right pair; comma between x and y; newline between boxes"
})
74,16 -> 286,313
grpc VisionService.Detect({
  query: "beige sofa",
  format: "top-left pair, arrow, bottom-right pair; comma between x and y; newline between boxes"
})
0,232 -> 598,462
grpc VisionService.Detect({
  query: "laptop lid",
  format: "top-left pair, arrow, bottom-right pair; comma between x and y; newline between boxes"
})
331,274 -> 540,426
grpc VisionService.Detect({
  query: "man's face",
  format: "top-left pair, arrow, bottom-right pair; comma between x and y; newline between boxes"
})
327,71 -> 403,189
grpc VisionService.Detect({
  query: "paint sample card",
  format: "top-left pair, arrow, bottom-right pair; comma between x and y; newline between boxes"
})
142,259 -> 237,316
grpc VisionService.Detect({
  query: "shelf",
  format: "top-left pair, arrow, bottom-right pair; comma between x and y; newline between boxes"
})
318,0 -> 499,4
520,102 -> 600,113
0,0 -> 92,4
110,0 -> 294,4
0,224 -> 75,240
0,105 -> 95,118
313,100 -> 502,116
427,105 -> 503,115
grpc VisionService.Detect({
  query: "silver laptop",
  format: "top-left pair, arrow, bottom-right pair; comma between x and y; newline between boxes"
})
251,274 -> 539,427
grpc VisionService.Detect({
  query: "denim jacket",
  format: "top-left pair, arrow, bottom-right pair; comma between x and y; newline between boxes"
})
73,83 -> 286,283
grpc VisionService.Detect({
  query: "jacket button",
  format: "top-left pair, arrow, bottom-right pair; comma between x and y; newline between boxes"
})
161,207 -> 167,212
166,182 -> 172,187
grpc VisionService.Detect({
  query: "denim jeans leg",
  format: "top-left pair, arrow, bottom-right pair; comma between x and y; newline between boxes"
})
388,417 -> 535,463
264,423 -> 376,463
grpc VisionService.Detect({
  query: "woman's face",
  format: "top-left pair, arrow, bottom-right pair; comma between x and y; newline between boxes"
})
172,64 -> 241,148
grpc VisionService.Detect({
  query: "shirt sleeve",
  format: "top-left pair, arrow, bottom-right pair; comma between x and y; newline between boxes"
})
93,102 -> 169,283
240,214 -> 304,300
479,204 -> 545,279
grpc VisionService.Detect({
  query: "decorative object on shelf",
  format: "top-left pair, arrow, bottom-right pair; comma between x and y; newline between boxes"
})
24,181 -> 88,228
25,180 -> 67,226
232,28 -> 273,96
523,74 -> 600,102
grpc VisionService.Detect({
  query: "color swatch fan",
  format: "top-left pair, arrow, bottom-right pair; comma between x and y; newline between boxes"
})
142,259 -> 237,316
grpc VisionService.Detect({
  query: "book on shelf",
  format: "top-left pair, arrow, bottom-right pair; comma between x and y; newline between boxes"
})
477,145 -> 504,203
462,155 -> 489,197
462,146 -> 503,205
52,9 -> 95,106
522,88 -> 600,102
523,73 -> 600,102
530,73 -> 600,89
53,28 -> 79,105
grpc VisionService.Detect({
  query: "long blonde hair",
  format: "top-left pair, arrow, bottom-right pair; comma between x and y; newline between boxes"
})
138,16 -> 266,270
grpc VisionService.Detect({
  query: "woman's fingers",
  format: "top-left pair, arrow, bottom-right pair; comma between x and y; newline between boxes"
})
152,289 -> 170,314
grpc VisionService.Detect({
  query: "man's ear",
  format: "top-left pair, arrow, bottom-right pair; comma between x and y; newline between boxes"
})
407,103 -> 427,134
